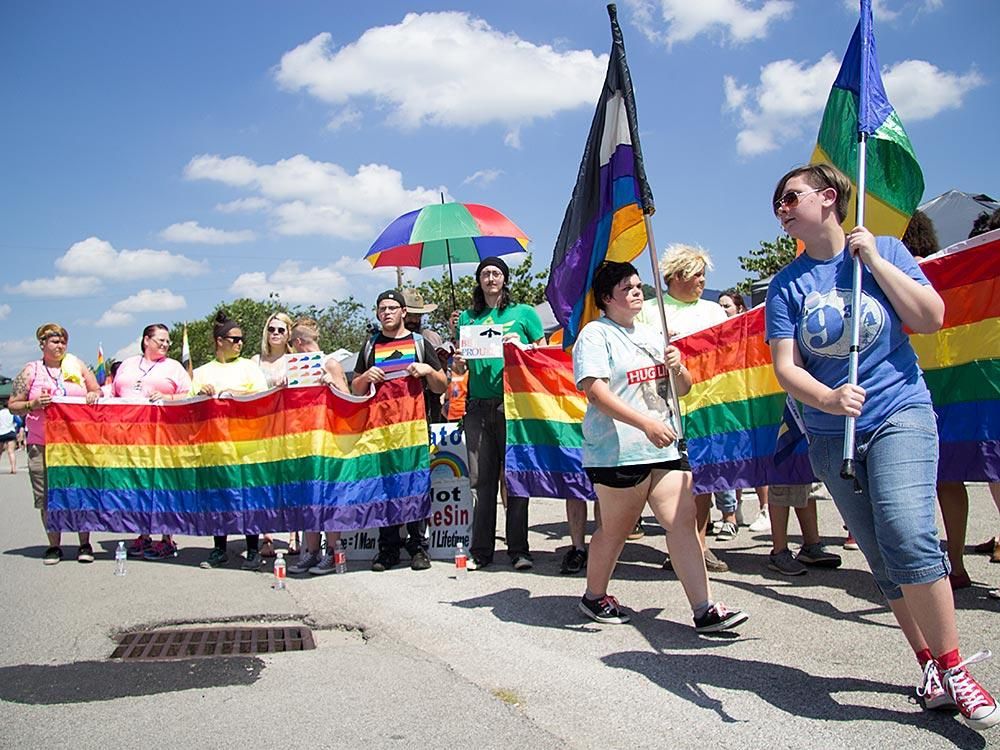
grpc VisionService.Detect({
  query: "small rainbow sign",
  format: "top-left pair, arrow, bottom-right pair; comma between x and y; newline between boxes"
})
430,451 -> 468,479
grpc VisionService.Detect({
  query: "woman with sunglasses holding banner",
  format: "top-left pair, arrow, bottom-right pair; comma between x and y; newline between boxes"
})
192,311 -> 269,571
765,163 -> 997,731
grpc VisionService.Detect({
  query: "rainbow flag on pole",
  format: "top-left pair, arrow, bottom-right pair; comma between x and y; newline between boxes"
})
95,343 -> 106,387
503,344 -> 595,501
546,4 -> 652,349
911,230 -> 1000,481
810,0 -> 923,238
44,378 -> 431,534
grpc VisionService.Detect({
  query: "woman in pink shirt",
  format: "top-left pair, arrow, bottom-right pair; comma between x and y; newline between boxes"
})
6,323 -> 101,565
113,323 -> 192,560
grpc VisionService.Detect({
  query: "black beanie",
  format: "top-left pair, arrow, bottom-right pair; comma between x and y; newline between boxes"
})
476,256 -> 509,284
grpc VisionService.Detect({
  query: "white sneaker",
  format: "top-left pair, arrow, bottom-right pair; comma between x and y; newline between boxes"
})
917,659 -> 956,710
748,508 -> 770,533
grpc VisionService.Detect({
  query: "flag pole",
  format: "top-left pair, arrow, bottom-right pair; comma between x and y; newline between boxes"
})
840,1 -> 871,482
643,214 -> 684,440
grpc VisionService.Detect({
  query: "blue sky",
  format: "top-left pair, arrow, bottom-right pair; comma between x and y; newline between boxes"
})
1,0 -> 996,374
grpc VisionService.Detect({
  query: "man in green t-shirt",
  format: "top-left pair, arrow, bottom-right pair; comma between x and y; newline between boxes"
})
453,257 -> 544,570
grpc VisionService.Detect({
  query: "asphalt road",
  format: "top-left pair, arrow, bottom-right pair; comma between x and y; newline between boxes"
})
1,448 -> 998,749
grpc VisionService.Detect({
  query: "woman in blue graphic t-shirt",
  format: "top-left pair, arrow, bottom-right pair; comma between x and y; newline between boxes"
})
765,162 -> 996,731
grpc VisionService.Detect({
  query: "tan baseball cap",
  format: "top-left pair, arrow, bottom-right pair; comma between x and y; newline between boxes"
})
401,288 -> 438,314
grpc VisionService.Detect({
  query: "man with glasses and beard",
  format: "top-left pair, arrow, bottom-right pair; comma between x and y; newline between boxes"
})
353,290 -> 447,572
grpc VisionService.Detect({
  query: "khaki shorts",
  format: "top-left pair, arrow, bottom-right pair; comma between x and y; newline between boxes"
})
769,481 -> 828,509
28,444 -> 46,510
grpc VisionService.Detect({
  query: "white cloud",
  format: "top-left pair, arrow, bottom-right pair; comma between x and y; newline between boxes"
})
628,0 -> 792,46
0,337 -> 38,375
4,275 -> 104,298
326,106 -> 362,131
274,12 -> 607,138
160,220 -> 256,244
842,0 -> 900,21
462,169 -> 504,187
95,288 -> 187,328
55,236 -> 207,280
112,341 -> 141,362
724,54 -> 841,156
883,60 -> 985,121
186,153 -> 444,240
230,257 -> 398,306
215,197 -> 273,213
724,52 -> 985,157
0,304 -> 10,320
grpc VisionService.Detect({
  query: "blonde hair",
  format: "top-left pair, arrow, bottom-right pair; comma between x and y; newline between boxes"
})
260,312 -> 294,357
290,317 -> 320,346
658,244 -> 713,283
36,322 -> 68,342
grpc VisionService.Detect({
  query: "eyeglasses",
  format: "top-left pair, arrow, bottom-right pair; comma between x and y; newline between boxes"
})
479,269 -> 504,279
774,187 -> 826,213
222,335 -> 244,343
267,326 -> 287,334
151,338 -> 171,346
377,305 -> 402,314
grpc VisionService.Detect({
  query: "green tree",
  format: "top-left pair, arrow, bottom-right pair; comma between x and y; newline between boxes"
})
734,235 -> 797,294
413,252 -> 549,331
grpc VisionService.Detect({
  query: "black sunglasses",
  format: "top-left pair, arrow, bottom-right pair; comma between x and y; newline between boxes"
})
222,335 -> 244,343
267,326 -> 287,334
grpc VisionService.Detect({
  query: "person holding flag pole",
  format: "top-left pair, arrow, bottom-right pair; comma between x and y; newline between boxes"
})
764,1 -> 996,730
548,5 -> 747,632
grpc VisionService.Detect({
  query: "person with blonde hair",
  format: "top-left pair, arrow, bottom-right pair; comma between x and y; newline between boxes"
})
6,323 -> 101,564
639,243 -> 733,572
252,312 -> 294,388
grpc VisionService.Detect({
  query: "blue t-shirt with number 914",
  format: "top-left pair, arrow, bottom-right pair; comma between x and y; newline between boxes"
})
765,235 -> 933,436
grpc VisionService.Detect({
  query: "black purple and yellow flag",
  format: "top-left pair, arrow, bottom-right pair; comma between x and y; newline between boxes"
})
546,3 -> 653,349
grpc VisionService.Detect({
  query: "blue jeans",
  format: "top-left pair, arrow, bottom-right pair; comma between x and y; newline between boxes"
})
808,404 -> 948,600
713,489 -> 737,514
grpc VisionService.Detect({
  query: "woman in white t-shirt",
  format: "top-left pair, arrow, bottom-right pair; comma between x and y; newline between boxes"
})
572,261 -> 748,634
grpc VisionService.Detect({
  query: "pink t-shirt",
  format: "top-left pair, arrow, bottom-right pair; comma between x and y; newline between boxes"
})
113,355 -> 192,399
25,356 -> 90,445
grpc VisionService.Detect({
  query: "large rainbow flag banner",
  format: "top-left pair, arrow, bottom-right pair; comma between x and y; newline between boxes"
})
503,345 -> 595,501
44,378 -> 431,534
912,229 -> 1000,481
675,308 -> 815,494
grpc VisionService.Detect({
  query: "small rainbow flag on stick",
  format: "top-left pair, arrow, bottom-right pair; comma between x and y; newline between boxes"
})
374,339 -> 417,374
95,343 -> 106,386
43,378 -> 431,534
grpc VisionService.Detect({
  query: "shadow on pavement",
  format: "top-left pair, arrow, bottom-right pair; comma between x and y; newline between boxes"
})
602,651 -> 986,748
0,657 -> 265,705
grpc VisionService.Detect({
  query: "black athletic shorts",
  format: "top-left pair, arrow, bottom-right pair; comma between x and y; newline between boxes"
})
585,457 -> 690,489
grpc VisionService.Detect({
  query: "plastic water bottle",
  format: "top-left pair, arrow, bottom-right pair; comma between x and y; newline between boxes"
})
273,552 -> 286,589
114,541 -> 127,576
455,542 -> 468,578
333,541 -> 347,574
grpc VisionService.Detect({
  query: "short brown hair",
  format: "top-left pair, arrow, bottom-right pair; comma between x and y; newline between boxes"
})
36,323 -> 68,342
772,163 -> 851,223
290,317 -> 320,345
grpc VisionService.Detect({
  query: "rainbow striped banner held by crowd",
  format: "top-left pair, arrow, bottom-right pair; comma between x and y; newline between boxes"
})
44,378 -> 431,534
912,229 -> 1000,481
503,344 -> 595,501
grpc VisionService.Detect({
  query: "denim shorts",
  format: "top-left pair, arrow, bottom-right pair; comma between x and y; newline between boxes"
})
808,404 -> 948,600
713,489 -> 737,514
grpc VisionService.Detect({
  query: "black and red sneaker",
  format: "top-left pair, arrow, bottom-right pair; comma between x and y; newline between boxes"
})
579,594 -> 630,624
694,602 -> 748,634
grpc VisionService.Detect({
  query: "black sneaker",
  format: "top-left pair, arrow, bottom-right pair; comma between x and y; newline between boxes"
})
371,549 -> 399,572
43,546 -> 63,566
560,547 -> 588,575
694,602 -> 749,634
242,550 -> 265,571
796,543 -> 842,568
200,548 -> 228,569
410,549 -> 431,571
77,543 -> 95,563
579,594 -> 631,624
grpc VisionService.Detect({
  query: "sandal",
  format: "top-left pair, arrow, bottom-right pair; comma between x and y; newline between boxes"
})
259,540 -> 276,558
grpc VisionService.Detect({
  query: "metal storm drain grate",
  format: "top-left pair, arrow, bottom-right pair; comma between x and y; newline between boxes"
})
111,625 -> 316,661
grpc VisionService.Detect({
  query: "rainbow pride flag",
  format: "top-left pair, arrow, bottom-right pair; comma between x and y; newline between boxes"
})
911,229 -> 1000,481
44,378 -> 431,534
95,343 -> 106,387
374,339 -> 416,374
675,309 -> 815,494
503,345 -> 595,501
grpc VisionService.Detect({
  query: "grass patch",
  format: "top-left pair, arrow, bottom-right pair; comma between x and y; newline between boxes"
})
491,687 -> 523,706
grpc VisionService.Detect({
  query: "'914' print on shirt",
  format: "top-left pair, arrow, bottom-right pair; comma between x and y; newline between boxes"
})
799,287 -> 885,359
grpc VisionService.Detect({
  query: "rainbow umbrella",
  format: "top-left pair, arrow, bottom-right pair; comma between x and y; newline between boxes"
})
365,201 -> 529,308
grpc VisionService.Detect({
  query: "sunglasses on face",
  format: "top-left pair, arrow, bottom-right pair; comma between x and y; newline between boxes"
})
774,187 -> 826,213
267,326 -> 287,334
222,335 -> 244,344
